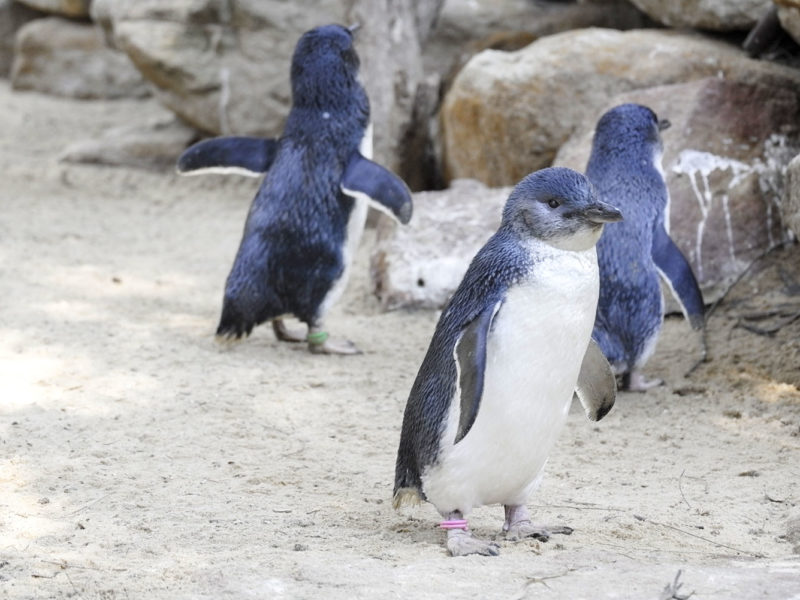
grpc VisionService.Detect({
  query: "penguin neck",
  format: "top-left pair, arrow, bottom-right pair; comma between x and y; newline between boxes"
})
504,224 -> 604,254
285,89 -> 369,142
592,137 -> 661,171
544,226 -> 604,252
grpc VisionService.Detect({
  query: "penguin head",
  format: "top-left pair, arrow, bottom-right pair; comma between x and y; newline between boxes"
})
502,167 -> 623,251
591,103 -> 668,161
290,24 -> 364,110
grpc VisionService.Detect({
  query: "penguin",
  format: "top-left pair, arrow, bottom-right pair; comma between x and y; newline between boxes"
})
586,103 -> 705,391
176,24 -> 413,354
393,167 -> 622,557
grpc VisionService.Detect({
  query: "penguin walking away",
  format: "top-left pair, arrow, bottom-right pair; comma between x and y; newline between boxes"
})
393,167 -> 622,557
586,103 -> 705,391
176,24 -> 412,354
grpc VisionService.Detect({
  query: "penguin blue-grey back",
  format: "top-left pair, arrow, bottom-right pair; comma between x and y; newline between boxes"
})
394,167 -> 621,557
587,103 -> 704,391
176,24 -> 412,354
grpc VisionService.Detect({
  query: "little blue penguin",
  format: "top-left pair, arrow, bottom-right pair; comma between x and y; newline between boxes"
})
586,103 -> 705,391
393,167 -> 622,557
176,24 -> 412,354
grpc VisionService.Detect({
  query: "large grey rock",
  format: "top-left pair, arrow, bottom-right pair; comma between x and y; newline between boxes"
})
60,116 -> 197,169
370,179 -> 509,311
776,0 -> 800,45
784,154 -> 800,239
13,0 -> 90,18
426,0 -> 650,84
11,17 -> 149,99
0,0 -> 40,76
555,78 -> 800,300
627,0 -> 771,31
93,0 -> 444,179
442,28 -> 800,187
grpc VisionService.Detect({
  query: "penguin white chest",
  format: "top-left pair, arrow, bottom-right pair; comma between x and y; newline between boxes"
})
422,248 -> 599,514
316,124 -> 373,318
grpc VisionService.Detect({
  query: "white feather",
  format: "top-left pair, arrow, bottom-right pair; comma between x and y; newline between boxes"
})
422,240 -> 599,515
316,123 -> 373,319
177,165 -> 264,178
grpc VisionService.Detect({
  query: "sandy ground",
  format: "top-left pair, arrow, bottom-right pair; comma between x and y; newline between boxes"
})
2,80 -> 800,600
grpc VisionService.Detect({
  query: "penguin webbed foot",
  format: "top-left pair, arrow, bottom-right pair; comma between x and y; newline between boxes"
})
446,529 -> 500,557
504,522 -> 573,542
503,505 -> 573,542
272,318 -> 307,343
620,371 -> 664,392
307,328 -> 362,355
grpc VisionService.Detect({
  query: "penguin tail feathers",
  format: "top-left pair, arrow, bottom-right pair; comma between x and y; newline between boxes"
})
215,299 -> 256,341
392,487 -> 422,510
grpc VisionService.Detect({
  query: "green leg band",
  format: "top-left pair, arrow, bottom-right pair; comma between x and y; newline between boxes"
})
307,330 -> 329,345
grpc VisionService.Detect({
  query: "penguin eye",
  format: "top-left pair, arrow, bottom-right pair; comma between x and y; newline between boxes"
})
547,199 -> 561,209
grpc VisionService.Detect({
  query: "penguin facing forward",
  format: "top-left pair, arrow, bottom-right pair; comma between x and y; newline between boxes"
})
176,24 -> 412,354
586,104 -> 705,391
393,167 -> 622,557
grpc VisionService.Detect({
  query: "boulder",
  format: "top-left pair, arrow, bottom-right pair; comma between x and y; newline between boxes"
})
13,0 -> 90,18
626,0 -> 771,31
370,179 -> 509,310
60,116 -> 197,169
784,154 -> 800,239
441,28 -> 800,187
555,78 -> 800,300
0,0 -> 40,76
776,0 -> 800,45
92,0 -> 444,180
11,16 -> 149,99
425,0 -> 651,85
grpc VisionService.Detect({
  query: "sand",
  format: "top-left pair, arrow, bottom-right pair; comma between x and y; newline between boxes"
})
2,80 -> 800,599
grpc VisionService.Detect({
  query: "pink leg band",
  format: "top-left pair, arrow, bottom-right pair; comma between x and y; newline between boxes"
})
439,519 -> 468,530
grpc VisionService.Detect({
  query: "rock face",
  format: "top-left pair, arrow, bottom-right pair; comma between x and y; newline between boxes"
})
776,0 -> 800,45
60,116 -> 197,169
426,0 -> 650,84
442,28 -> 800,187
348,0 -> 444,188
13,0 -> 90,18
0,0 -> 40,76
555,78 -> 800,299
370,179 -> 510,310
785,153 -> 800,239
626,0 -> 771,31
11,17 -> 150,99
92,0 -> 444,177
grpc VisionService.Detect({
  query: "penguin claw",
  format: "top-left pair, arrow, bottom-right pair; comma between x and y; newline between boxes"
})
271,319 -> 306,343
446,531 -> 500,557
621,371 -> 664,392
308,337 -> 362,355
505,522 -> 573,542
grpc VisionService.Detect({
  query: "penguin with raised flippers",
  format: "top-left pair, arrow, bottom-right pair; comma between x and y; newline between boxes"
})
393,167 -> 622,557
586,103 -> 705,391
176,24 -> 412,354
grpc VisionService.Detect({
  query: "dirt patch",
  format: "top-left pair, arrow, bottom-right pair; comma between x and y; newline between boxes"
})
1,82 -> 799,599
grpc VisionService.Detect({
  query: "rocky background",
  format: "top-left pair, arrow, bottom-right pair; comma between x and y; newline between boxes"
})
3,0 -> 800,307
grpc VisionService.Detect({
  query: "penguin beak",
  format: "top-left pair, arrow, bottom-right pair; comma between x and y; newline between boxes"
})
658,119 -> 671,131
583,201 -> 623,224
348,22 -> 361,35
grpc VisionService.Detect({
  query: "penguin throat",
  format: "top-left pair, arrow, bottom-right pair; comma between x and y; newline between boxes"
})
544,226 -> 604,252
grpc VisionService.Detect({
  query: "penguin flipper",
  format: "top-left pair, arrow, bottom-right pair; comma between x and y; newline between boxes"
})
177,136 -> 279,177
652,224 -> 705,329
341,152 -> 413,224
575,339 -> 616,421
453,300 -> 502,443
